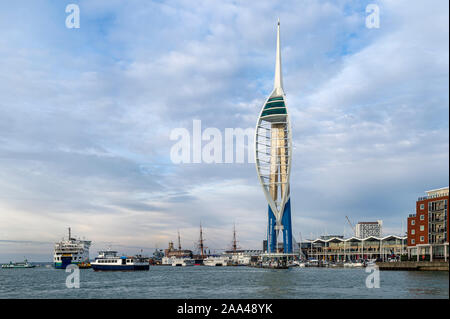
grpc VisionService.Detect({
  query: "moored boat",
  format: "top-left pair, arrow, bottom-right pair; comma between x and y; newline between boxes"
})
161,256 -> 176,265
228,253 -> 251,266
306,259 -> 319,267
171,257 -> 195,267
203,256 -> 230,267
292,260 -> 306,268
78,262 -> 92,269
344,260 -> 365,267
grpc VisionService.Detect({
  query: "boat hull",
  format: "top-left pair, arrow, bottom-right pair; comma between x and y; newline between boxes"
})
92,264 -> 149,271
172,262 -> 194,267
54,258 -> 72,269
54,260 -> 88,269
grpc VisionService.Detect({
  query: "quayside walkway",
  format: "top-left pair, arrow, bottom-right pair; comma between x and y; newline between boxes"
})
376,261 -> 449,271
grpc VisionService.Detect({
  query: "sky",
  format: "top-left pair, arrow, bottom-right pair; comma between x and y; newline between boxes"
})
0,0 -> 448,262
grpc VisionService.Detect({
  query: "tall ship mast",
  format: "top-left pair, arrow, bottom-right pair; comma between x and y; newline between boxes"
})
197,223 -> 207,259
231,223 -> 240,253
53,227 -> 91,269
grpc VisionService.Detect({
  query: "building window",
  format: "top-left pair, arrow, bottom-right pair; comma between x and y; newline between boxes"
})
420,236 -> 424,242
420,204 -> 424,210
411,239 -> 415,244
411,220 -> 415,225
411,229 -> 415,235
420,215 -> 424,220
420,225 -> 424,231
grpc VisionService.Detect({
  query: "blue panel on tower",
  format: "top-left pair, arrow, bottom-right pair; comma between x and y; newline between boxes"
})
267,205 -> 277,253
281,199 -> 292,253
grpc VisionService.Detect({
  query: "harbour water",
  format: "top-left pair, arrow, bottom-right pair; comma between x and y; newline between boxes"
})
0,266 -> 448,299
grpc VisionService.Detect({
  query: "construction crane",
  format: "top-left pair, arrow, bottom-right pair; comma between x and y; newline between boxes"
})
345,216 -> 356,237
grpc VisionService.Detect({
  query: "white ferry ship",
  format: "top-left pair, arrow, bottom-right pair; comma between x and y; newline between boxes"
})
53,228 -> 91,269
203,256 -> 230,266
229,253 -> 251,266
171,257 -> 195,267
91,250 -> 149,271
162,256 -> 176,265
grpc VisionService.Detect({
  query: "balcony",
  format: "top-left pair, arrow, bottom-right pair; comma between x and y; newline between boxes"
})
418,192 -> 449,201
430,218 -> 445,223
430,229 -> 446,234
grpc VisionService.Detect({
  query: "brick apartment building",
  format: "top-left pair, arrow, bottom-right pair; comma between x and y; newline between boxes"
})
407,187 -> 449,261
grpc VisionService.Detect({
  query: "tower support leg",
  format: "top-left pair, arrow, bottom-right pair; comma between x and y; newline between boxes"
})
282,199 -> 292,253
267,206 -> 277,253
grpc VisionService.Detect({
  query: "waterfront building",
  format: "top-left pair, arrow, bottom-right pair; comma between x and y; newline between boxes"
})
164,241 -> 193,259
407,187 -> 449,262
355,221 -> 382,238
255,19 -> 293,254
320,235 -> 344,240
300,235 -> 406,262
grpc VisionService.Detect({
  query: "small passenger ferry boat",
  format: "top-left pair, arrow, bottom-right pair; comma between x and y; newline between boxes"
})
91,250 -> 149,271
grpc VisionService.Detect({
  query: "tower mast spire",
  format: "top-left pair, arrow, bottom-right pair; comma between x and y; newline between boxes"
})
273,18 -> 284,95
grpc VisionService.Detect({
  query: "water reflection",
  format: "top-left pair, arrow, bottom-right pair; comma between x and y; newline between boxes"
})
0,266 -> 447,299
